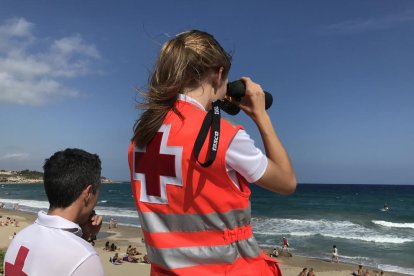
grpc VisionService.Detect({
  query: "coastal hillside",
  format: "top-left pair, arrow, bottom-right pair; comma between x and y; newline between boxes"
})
0,169 -> 113,183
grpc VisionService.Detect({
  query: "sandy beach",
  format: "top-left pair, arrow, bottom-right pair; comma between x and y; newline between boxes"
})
1,208 -> 409,276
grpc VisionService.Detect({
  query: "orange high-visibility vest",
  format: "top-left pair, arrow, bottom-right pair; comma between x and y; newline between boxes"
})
128,100 -> 280,275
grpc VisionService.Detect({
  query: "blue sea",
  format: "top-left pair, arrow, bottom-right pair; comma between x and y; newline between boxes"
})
1,183 -> 413,275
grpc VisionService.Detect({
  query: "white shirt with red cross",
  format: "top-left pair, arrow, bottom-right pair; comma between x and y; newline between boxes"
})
4,211 -> 104,276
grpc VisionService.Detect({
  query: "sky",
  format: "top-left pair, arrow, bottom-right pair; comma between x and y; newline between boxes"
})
0,0 -> 413,184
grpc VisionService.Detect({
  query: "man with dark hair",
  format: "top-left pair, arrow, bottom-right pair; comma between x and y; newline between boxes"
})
4,148 -> 104,276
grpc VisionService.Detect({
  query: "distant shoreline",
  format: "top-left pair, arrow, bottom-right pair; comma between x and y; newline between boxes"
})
0,169 -> 119,184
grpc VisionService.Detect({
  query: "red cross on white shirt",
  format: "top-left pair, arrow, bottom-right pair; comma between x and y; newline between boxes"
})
133,124 -> 183,204
5,246 -> 29,276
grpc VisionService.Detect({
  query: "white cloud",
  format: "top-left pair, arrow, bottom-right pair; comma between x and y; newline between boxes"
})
0,72 -> 78,105
0,17 -> 33,38
0,17 -> 35,55
0,153 -> 29,161
51,35 -> 100,59
319,11 -> 414,35
323,19 -> 379,34
0,17 -> 100,105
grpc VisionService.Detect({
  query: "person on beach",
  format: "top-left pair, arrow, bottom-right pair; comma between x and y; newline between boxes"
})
111,253 -> 123,265
128,30 -> 297,275
270,247 -> 279,257
282,237 -> 291,256
331,245 -> 339,263
298,267 -> 308,276
307,267 -> 315,276
108,217 -> 118,229
352,264 -> 364,276
104,241 -> 110,251
358,264 -> 365,276
282,237 -> 289,249
110,242 -> 118,252
4,148 -> 104,276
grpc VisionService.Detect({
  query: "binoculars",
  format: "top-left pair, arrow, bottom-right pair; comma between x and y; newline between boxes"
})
220,80 -> 273,115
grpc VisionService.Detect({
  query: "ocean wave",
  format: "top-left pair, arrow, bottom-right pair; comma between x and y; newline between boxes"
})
322,233 -> 412,244
0,197 -> 139,220
94,206 -> 139,219
378,264 -> 414,275
0,198 -> 48,209
111,222 -> 141,228
252,218 -> 413,244
372,220 -> 414,229
339,255 -> 370,261
289,232 -> 314,237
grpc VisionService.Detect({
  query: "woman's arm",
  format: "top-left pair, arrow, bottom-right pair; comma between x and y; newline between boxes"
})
238,77 -> 297,194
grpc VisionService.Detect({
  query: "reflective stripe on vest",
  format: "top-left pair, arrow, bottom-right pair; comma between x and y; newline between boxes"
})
139,205 -> 251,233
146,237 -> 261,269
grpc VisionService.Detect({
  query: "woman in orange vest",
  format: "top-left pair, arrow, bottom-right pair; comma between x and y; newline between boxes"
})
128,30 -> 296,275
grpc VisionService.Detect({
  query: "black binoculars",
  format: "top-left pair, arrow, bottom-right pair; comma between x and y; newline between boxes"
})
220,80 -> 273,115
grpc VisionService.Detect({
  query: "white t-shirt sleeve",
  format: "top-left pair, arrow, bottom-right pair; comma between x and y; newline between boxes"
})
226,129 -> 268,184
72,254 -> 104,276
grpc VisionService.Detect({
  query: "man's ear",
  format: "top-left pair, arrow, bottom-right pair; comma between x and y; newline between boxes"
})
82,185 -> 93,204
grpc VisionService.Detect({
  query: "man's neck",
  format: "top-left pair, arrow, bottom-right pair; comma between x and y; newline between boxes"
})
48,205 -> 81,224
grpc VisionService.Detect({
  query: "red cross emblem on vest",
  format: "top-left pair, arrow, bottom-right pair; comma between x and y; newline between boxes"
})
133,124 -> 183,204
5,246 -> 29,276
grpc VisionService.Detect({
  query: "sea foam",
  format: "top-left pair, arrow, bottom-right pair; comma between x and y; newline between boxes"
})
378,264 -> 414,276
0,197 -> 139,221
372,220 -> 414,229
0,198 -> 48,209
252,217 -> 413,244
94,206 -> 139,219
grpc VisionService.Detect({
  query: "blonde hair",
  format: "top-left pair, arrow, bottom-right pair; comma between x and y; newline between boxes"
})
133,30 -> 231,148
